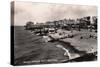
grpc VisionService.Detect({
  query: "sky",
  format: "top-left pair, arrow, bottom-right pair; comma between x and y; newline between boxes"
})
11,1 -> 97,26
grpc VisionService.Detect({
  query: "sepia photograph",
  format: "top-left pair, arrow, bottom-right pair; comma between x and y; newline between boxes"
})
11,1 -> 97,65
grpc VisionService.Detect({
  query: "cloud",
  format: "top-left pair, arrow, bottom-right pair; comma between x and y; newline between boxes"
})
13,1 -> 97,26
